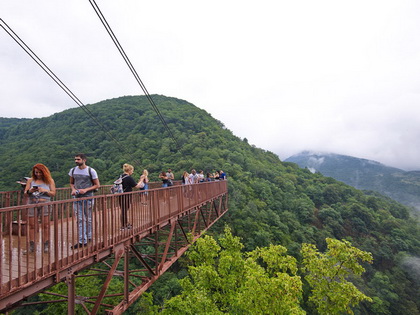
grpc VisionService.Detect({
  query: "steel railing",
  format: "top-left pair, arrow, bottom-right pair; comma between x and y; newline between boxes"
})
0,181 -> 183,209
0,180 -> 227,300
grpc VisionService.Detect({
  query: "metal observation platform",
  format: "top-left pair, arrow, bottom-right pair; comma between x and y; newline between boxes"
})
0,180 -> 228,314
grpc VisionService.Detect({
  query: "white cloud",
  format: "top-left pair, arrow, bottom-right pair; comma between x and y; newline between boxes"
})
1,0 -> 420,170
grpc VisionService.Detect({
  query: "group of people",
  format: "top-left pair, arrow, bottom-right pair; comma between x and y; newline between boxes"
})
21,153 -> 227,253
24,153 -> 100,252
159,169 -> 226,187
182,169 -> 227,184
159,169 -> 227,186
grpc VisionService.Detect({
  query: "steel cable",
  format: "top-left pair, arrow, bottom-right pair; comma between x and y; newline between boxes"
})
88,0 -> 180,150
0,18 -> 142,167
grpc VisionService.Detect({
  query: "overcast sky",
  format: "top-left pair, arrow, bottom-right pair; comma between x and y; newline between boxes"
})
1,1 -> 420,170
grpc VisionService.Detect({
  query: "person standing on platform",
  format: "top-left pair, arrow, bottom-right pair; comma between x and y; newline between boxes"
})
139,169 -> 149,204
166,168 -> 174,187
120,163 -> 144,230
69,153 -> 100,249
189,169 -> 199,184
139,169 -> 149,191
24,163 -> 56,253
198,170 -> 205,183
159,171 -> 169,187
182,171 -> 189,185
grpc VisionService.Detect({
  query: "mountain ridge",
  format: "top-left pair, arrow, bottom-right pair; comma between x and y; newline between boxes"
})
285,151 -> 420,211
1,95 -> 419,313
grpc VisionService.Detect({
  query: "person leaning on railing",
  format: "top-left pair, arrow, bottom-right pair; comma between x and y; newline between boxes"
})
24,163 -> 56,253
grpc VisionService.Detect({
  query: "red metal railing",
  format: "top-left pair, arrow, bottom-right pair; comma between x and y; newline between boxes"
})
0,182 -> 179,208
0,180 -> 228,311
0,185 -> 130,208
0,182 -> 181,235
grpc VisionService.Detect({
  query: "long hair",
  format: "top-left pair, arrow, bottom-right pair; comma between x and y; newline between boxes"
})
32,163 -> 53,185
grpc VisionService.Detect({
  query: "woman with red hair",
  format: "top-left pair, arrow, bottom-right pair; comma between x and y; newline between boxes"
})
24,163 -> 56,253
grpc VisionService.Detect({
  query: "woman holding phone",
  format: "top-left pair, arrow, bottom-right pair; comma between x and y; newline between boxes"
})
24,163 -> 56,253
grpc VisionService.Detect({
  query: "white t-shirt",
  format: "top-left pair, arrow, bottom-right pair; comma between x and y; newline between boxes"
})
69,166 -> 98,196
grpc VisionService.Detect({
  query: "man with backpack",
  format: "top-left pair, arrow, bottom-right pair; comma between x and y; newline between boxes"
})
69,153 -> 100,249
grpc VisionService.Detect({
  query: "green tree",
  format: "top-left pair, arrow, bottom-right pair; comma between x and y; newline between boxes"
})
301,238 -> 373,314
162,227 -> 304,314
161,228 -> 373,314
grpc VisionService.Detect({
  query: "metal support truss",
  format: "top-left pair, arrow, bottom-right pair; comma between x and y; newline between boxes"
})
11,193 -> 228,314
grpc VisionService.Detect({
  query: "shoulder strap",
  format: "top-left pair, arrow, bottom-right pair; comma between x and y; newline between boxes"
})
88,166 -> 97,184
88,166 -> 92,180
71,167 -> 76,177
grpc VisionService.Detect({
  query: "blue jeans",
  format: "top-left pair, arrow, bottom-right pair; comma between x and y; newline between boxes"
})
73,198 -> 94,244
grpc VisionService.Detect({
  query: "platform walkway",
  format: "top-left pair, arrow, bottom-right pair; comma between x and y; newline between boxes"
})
0,180 -> 228,313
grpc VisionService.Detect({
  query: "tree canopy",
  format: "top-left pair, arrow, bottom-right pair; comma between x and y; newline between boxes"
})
148,227 -> 372,314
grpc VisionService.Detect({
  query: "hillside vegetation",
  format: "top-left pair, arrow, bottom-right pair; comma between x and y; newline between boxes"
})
1,95 -> 419,314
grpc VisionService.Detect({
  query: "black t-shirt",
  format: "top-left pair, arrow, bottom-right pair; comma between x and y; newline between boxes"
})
122,174 -> 137,192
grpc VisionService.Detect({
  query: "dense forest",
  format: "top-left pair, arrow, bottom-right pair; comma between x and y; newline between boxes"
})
1,95 -> 419,314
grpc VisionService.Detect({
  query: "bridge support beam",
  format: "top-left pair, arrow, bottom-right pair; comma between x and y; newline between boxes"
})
67,274 -> 75,315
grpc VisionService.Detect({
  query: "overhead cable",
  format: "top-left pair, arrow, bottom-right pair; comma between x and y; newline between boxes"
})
0,18 -> 142,166
88,0 -> 180,150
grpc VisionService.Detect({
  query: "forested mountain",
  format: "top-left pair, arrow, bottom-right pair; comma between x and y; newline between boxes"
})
1,95 -> 419,314
285,151 -> 420,212
0,118 -> 30,141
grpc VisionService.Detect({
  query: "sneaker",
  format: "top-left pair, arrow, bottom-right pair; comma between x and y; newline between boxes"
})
71,243 -> 86,249
43,241 -> 50,253
23,241 -> 35,255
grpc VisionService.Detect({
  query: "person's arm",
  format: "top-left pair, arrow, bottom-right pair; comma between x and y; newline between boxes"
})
135,178 -> 144,189
24,179 -> 34,195
38,180 -> 56,198
78,178 -> 100,195
89,178 -> 100,192
70,175 -> 77,196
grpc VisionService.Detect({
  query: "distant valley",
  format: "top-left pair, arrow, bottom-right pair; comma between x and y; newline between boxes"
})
285,151 -> 420,212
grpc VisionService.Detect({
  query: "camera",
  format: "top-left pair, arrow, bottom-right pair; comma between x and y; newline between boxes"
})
33,186 -> 38,189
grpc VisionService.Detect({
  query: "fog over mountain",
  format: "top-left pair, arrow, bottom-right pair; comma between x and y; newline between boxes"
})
286,151 -> 420,212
